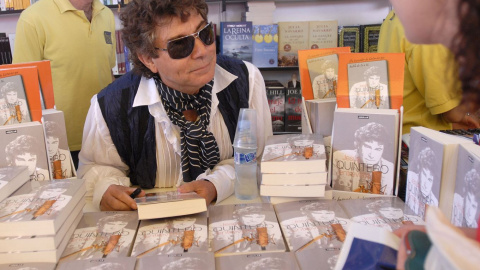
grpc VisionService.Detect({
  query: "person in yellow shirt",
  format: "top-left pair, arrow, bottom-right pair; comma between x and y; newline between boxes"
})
378,10 -> 479,134
13,0 -> 116,167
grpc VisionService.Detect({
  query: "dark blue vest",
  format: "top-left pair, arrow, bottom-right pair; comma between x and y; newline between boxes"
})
97,55 -> 249,188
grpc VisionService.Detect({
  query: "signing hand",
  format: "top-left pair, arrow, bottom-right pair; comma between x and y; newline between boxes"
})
178,180 -> 217,206
100,184 -> 146,211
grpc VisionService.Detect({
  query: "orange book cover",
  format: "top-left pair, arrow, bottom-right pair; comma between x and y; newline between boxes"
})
2,60 -> 55,109
298,47 -> 351,100
0,67 -> 43,124
337,53 -> 405,110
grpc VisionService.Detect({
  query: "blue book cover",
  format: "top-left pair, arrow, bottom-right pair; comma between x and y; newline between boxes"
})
252,25 -> 278,67
220,21 -> 253,62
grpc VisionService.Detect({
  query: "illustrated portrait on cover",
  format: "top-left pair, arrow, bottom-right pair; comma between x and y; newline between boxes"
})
308,55 -> 338,99
209,204 -> 284,254
262,134 -> 325,163
405,145 -> 441,218
0,76 -> 31,125
452,168 -> 480,228
131,213 -> 208,257
331,121 -> 395,195
44,120 -> 73,178
287,73 -> 301,89
162,257 -> 208,270
61,213 -> 137,261
0,181 -> 72,222
3,134 -> 50,181
346,198 -> 424,232
280,201 -> 350,251
348,61 -> 390,109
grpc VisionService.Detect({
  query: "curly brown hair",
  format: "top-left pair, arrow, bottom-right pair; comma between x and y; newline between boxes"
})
120,0 -> 208,78
453,0 -> 480,102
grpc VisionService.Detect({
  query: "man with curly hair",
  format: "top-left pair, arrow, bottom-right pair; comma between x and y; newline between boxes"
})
312,59 -> 338,99
5,134 -> 49,181
349,65 -> 390,109
78,0 -> 272,211
453,169 -> 480,228
44,120 -> 74,178
0,81 -> 30,125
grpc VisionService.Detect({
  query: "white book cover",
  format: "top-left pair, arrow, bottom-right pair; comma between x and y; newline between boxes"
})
216,252 -> 300,270
42,109 -> 75,179
307,54 -> 338,100
304,99 -> 336,137
137,252 -> 214,270
131,212 -> 208,258
209,203 -> 286,256
0,122 -> 51,181
451,144 -> 480,228
0,166 -> 29,203
339,197 -> 424,232
59,211 -> 138,262
0,75 -> 32,125
0,263 -> 56,270
295,246 -> 341,270
348,60 -> 390,109
331,109 -> 398,195
275,199 -> 350,252
0,179 -> 85,237
57,257 -> 136,270
261,134 -> 326,174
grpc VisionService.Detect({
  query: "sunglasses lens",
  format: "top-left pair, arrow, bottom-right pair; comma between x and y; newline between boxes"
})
167,36 -> 195,59
199,24 -> 215,46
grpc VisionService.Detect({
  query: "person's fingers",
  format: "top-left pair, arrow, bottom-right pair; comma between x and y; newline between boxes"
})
178,182 -> 196,193
396,236 -> 407,270
100,185 -> 137,211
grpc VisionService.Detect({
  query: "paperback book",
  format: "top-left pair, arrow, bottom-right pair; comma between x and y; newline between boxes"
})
252,24 -> 278,68
285,87 -> 302,132
134,190 -> 206,220
131,212 -> 208,257
338,25 -> 361,53
0,166 -> 29,202
261,133 -> 327,174
137,252 -> 214,270
275,199 -> 349,253
209,203 -> 286,256
0,122 -> 51,181
260,184 -> 326,198
360,24 -> 382,53
295,246 -> 341,270
308,20 -> 338,49
216,251 -> 300,270
57,257 -> 136,270
59,211 -> 138,262
261,171 -> 327,186
278,21 -> 309,66
303,98 -> 336,138
220,21 -> 253,62
265,80 -> 286,133
0,179 -> 85,237
0,263 -> 56,270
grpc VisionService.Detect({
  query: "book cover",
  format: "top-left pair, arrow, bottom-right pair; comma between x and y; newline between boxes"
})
137,252 -> 214,270
275,199 -> 350,252
261,133 -> 326,174
59,211 -> 138,262
57,257 -> 136,270
252,24 -> 278,68
0,67 -> 42,124
285,87 -> 302,133
0,263 -> 56,270
0,179 -> 85,237
307,54 -> 339,100
220,21 -> 253,62
360,24 -> 382,52
337,53 -> 405,109
406,127 -> 473,219
338,25 -> 361,53
1,60 -> 55,109
451,144 -> 480,228
42,109 -> 75,179
260,184 -> 326,197
0,122 -> 50,181
0,166 -> 29,203
331,109 -> 399,195
278,21 -> 309,66
209,203 -> 286,256
216,252 -> 300,270
134,190 -> 206,220
308,20 -> 338,49
339,197 -> 424,232
304,99 -> 336,137
298,47 -> 350,101
295,246 -> 341,270
265,80 -> 285,133
131,212 -> 208,257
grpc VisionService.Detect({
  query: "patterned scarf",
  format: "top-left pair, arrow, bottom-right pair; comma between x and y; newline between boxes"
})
153,76 -> 220,182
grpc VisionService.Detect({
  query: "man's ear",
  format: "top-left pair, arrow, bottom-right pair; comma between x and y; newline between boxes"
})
137,53 -> 158,74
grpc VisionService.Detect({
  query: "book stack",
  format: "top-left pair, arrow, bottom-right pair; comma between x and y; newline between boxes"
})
243,1 -> 276,25
0,179 -> 86,263
0,166 -> 29,202
260,134 -> 328,198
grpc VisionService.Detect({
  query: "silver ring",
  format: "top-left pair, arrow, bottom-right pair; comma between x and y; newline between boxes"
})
466,112 -> 471,116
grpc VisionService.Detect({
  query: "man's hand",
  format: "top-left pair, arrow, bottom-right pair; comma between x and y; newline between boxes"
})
178,180 -> 217,205
393,224 -> 427,270
100,185 -> 146,211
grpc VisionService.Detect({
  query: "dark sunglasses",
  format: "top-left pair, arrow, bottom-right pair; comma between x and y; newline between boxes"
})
155,22 -> 215,59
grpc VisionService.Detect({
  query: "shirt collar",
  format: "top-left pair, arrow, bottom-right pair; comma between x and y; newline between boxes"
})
54,0 -> 105,14
132,63 -> 238,107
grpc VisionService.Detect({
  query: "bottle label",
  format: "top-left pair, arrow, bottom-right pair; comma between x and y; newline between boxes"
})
234,151 -> 257,165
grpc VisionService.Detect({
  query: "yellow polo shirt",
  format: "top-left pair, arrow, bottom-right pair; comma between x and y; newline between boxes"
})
13,0 -> 116,150
378,11 -> 462,134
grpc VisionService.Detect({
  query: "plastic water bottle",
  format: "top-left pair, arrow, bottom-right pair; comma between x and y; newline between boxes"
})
233,109 -> 259,200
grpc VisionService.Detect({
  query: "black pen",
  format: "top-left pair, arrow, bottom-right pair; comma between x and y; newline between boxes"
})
130,187 -> 142,199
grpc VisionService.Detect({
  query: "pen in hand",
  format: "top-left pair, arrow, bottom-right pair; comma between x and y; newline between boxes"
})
130,187 -> 142,199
